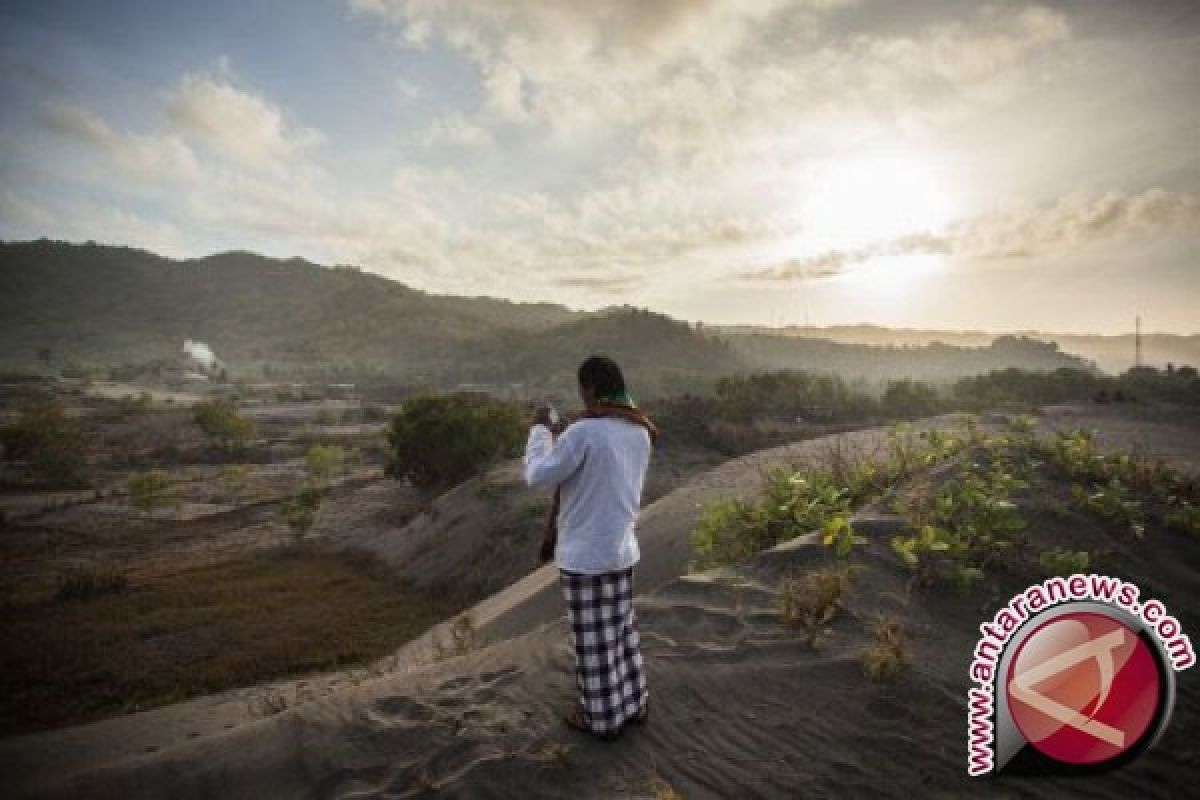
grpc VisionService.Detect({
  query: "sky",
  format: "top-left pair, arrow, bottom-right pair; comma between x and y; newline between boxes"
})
1,0 -> 1198,334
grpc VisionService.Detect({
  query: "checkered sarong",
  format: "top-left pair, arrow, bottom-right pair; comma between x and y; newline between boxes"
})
560,567 -> 648,735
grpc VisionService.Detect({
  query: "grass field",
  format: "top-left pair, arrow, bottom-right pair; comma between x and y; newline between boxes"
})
0,546 -> 454,737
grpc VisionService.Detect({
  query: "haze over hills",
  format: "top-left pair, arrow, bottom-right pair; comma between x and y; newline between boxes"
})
717,324 -> 1200,374
0,240 -> 1112,394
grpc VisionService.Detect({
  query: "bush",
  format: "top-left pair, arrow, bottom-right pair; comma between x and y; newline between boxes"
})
880,379 -> 944,419
306,444 -> 346,485
1039,548 -> 1090,577
282,486 -> 324,540
778,566 -> 854,647
0,395 -> 89,487
192,399 -> 254,452
128,470 -> 174,513
862,615 -> 910,683
385,394 -> 524,491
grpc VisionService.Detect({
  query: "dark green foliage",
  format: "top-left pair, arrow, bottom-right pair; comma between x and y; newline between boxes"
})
691,424 -> 966,570
127,470 -> 174,513
0,394 -> 89,487
881,379 -> 943,418
281,485 -> 324,539
712,370 -> 876,423
192,399 -> 254,452
385,394 -> 524,491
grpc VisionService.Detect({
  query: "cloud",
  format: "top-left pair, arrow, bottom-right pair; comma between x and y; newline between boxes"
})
553,272 -> 648,293
167,69 -> 323,169
740,188 -> 1200,282
0,190 -> 55,229
39,101 -> 199,184
419,113 -> 494,147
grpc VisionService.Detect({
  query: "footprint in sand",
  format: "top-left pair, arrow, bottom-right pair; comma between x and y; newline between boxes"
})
372,695 -> 438,722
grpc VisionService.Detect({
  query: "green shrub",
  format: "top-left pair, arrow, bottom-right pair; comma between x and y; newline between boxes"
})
128,470 -> 173,513
0,395 -> 89,487
385,394 -> 523,491
192,399 -> 254,452
1039,548 -> 1090,576
281,486 -> 323,540
822,515 -> 865,559
306,444 -> 346,485
691,497 -> 773,571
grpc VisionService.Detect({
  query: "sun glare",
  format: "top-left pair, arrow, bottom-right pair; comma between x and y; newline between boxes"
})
801,152 -> 956,250
839,253 -> 946,299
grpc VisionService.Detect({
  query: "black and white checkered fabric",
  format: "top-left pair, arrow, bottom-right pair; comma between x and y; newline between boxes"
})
560,567 -> 648,735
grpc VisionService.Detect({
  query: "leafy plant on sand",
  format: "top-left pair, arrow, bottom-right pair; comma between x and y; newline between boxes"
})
1038,547 -> 1091,577
891,436 -> 1028,588
691,423 -> 968,570
691,469 -> 852,570
862,614 -> 910,683
822,515 -> 865,559
1165,500 -> 1200,537
778,566 -> 855,648
1070,479 -> 1144,539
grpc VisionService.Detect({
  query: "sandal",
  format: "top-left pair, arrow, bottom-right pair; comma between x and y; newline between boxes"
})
563,707 -> 622,741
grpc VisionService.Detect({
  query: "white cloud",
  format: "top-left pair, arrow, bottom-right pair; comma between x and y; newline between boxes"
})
419,112 -> 494,147
40,101 -> 199,184
741,188 -> 1200,282
167,70 -> 323,169
0,190 -> 55,229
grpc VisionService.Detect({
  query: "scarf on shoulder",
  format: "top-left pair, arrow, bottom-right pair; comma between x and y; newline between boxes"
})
540,395 -> 658,562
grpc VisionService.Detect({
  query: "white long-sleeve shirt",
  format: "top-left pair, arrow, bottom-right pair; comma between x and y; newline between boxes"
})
523,418 -> 652,574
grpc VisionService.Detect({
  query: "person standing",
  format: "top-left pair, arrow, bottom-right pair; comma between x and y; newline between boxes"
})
523,355 -> 656,739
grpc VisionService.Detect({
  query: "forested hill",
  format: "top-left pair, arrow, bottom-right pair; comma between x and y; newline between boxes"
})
1,240 -> 1094,393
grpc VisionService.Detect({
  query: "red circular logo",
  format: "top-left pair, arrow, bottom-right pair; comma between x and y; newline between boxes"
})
1006,611 -> 1162,765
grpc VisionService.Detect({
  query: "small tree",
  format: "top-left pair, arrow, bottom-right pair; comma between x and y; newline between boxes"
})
306,444 -> 346,486
128,470 -> 174,514
0,396 -> 89,487
385,394 -> 524,491
281,486 -> 323,541
192,399 -> 254,452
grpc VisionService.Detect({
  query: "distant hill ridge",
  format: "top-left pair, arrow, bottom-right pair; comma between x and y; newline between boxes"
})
0,240 -> 1102,391
716,323 -> 1200,374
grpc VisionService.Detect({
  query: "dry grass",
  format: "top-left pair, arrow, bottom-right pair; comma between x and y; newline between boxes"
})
778,565 -> 854,647
54,563 -> 129,602
862,614 -> 911,683
0,546 -> 455,737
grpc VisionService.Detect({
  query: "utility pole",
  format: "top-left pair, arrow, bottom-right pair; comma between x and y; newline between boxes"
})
1135,314 -> 1143,369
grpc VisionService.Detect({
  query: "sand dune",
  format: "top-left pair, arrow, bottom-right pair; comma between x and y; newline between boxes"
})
3,409 -> 1197,798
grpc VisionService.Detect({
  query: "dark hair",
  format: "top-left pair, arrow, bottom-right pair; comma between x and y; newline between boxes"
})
577,355 -> 626,398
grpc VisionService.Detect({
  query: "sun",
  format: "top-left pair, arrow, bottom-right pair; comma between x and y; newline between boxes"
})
801,151 -> 957,250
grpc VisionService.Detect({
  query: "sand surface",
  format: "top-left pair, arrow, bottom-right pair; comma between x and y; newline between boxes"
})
3,408 -> 1198,799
